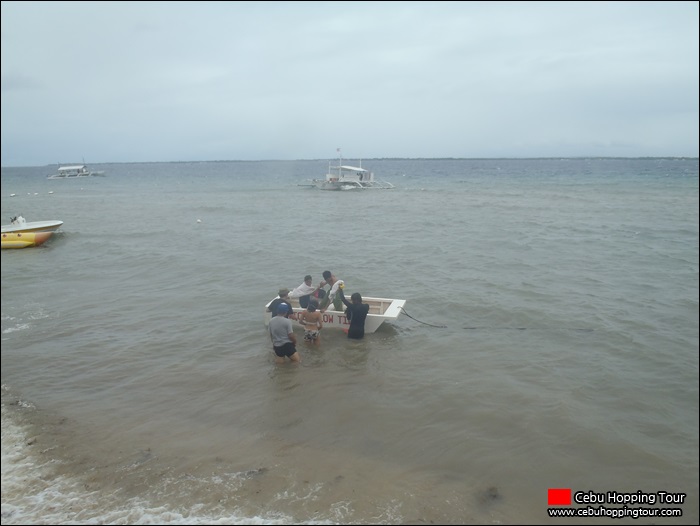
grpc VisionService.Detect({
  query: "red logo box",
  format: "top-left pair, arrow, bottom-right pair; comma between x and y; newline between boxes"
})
548,488 -> 572,506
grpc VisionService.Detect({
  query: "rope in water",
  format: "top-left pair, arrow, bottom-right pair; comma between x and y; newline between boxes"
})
399,307 -> 593,331
399,306 -> 447,328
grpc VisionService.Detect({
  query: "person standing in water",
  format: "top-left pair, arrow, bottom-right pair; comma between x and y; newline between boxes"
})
268,303 -> 300,363
339,289 -> 370,339
267,288 -> 293,318
298,299 -> 323,346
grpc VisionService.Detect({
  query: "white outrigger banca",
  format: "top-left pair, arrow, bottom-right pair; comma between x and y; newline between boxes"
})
301,150 -> 394,190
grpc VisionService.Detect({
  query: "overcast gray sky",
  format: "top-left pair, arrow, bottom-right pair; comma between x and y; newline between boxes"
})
1,1 -> 698,166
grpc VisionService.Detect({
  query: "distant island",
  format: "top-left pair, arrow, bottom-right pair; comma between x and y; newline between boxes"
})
47,156 -> 696,166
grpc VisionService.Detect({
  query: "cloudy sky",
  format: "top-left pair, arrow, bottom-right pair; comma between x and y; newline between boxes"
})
1,1 -> 698,166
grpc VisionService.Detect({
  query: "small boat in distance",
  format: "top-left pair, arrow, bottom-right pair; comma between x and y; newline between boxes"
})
1,216 -> 63,234
264,294 -> 406,333
301,150 -> 394,190
48,164 -> 105,179
1,231 -> 54,249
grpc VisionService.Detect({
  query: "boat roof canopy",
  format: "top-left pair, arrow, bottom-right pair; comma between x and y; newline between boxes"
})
339,165 -> 368,172
59,165 -> 86,170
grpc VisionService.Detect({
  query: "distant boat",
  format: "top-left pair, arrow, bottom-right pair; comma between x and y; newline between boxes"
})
1,215 -> 63,234
1,231 -> 54,249
47,164 -> 105,179
301,151 -> 394,190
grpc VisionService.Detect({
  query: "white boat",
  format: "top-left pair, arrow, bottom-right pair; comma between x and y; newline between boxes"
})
1,215 -> 63,234
47,164 -> 105,179
302,152 -> 394,190
264,294 -> 406,334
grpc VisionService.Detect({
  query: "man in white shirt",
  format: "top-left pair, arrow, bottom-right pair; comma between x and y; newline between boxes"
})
319,270 -> 344,312
289,275 -> 324,308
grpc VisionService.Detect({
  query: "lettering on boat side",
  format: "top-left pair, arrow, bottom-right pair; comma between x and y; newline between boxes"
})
286,312 -> 349,326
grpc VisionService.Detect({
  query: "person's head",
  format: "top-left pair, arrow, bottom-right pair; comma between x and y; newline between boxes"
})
304,275 -> 312,284
278,288 -> 289,298
351,292 -> 362,304
276,303 -> 289,316
322,270 -> 332,281
307,302 -> 317,312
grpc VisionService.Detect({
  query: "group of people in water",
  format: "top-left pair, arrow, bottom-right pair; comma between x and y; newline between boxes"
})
267,270 -> 370,364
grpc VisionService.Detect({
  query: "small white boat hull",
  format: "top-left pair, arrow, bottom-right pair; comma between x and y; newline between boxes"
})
264,295 -> 405,334
1,219 -> 64,234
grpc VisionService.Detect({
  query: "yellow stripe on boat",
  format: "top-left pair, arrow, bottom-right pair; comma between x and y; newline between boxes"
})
1,231 -> 54,249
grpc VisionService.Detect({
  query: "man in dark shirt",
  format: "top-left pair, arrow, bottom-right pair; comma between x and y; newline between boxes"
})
267,288 -> 294,318
339,290 -> 370,339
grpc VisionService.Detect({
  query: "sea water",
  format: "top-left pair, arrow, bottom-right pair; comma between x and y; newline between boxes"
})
1,158 -> 698,524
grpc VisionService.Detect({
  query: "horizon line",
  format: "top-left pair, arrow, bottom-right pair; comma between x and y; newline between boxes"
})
2,156 -> 698,168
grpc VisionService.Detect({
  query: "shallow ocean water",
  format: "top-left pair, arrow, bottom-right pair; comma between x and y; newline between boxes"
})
2,157 -> 698,524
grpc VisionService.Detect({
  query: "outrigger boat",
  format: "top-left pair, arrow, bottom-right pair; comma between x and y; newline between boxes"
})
300,150 -> 394,190
264,294 -> 406,333
1,231 -> 54,249
47,164 -> 105,179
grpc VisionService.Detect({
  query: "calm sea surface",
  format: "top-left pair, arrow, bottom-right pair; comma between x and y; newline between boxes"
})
2,158 -> 698,525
